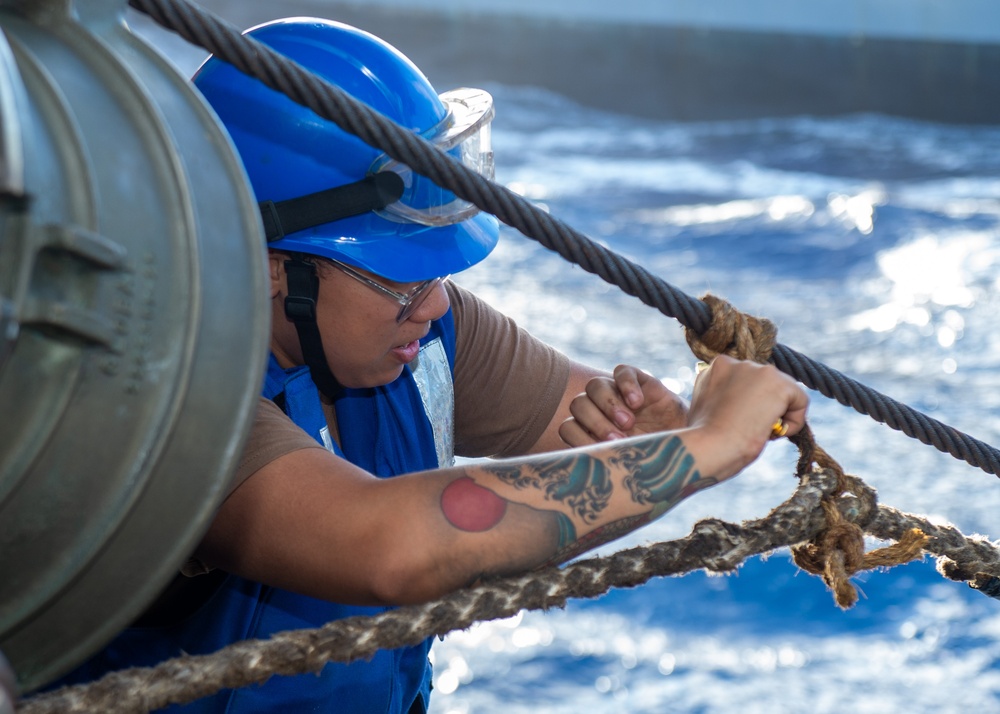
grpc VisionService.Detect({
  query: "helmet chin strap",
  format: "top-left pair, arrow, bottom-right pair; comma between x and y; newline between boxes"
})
282,256 -> 344,400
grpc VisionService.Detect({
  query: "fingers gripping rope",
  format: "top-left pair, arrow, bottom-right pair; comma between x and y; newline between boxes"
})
684,293 -> 928,608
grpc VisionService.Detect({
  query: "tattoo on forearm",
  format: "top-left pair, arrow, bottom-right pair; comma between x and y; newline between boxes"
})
618,436 -> 716,509
441,476 -> 508,532
486,456 -> 612,523
450,435 -> 716,571
485,435 -> 711,520
543,513 -> 647,568
537,437 -> 714,567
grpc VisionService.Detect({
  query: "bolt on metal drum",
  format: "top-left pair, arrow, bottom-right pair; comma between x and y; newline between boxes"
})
0,0 -> 270,692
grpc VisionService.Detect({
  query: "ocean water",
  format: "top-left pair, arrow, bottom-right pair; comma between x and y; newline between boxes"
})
438,86 -> 1000,713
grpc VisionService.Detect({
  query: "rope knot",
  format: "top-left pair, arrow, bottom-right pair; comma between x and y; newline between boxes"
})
681,297 -> 930,610
789,426 -> 928,608
684,293 -> 778,364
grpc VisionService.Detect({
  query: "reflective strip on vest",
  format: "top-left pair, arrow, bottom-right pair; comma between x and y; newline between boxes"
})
410,337 -> 455,468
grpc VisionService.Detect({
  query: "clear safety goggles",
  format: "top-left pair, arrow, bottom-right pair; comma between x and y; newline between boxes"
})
370,87 -> 494,227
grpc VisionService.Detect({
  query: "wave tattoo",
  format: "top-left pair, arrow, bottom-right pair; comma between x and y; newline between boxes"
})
483,434 -> 715,529
485,455 -> 613,523
617,436 -> 717,509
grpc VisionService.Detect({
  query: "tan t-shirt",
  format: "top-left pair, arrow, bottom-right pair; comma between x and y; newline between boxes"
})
233,281 -> 571,491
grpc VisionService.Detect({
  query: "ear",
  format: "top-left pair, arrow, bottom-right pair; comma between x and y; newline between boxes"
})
267,251 -> 285,299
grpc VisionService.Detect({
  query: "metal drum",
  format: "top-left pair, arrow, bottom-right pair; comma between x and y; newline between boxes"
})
0,0 -> 270,692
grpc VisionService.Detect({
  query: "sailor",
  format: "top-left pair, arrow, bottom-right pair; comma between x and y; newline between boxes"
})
53,17 -> 808,713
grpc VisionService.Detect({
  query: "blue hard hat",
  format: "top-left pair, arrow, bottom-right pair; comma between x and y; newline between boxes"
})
192,18 -> 499,282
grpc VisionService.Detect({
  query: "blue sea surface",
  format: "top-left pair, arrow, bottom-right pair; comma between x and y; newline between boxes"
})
441,86 -> 1000,713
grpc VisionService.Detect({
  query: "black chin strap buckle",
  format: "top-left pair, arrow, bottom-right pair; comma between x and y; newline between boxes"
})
283,257 -> 320,320
284,294 -> 316,322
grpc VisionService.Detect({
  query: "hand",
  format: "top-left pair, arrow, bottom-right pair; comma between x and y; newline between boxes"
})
686,355 -> 809,481
559,364 -> 688,446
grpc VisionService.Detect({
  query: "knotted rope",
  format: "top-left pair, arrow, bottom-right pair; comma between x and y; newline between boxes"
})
684,294 -> 927,608
684,293 -> 779,365
787,430 -> 929,608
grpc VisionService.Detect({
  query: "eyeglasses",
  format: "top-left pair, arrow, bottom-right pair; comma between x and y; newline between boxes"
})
326,259 -> 448,323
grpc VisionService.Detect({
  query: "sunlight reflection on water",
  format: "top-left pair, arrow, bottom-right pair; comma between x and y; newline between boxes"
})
444,87 -> 1000,713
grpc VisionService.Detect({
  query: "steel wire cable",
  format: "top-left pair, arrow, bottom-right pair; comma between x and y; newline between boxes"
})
128,0 -> 1000,477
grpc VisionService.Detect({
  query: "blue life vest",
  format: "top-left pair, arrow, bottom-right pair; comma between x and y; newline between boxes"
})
53,314 -> 457,713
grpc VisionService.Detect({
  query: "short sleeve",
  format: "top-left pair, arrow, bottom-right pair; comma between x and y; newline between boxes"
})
230,396 -> 327,495
448,282 -> 571,458
181,396 -> 325,577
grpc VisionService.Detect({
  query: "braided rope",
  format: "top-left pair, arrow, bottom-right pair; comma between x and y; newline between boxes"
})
19,466 -> 1000,713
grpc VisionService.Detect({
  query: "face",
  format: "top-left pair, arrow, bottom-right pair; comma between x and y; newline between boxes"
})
268,252 -> 451,388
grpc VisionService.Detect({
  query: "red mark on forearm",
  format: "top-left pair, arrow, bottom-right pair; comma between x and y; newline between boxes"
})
441,477 -> 507,532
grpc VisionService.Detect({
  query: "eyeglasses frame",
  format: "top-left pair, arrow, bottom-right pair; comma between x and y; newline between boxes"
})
322,258 -> 448,323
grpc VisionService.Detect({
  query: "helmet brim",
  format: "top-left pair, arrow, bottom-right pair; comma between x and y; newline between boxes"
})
268,209 -> 500,282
